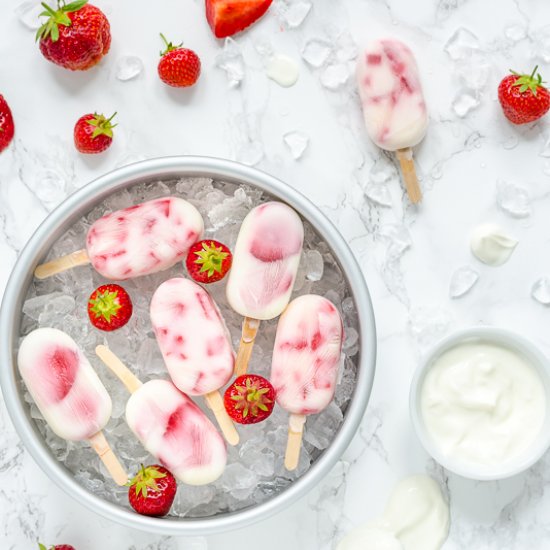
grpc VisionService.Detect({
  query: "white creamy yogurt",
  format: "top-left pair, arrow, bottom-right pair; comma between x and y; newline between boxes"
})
337,475 -> 449,550
267,54 -> 299,87
421,341 -> 546,467
470,223 -> 518,266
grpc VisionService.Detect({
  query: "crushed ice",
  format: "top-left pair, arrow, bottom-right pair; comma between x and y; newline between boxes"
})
302,39 -> 332,68
532,278 -> 550,305
496,181 -> 532,218
215,38 -> 245,88
20,178 -> 360,518
283,131 -> 309,159
115,56 -> 143,81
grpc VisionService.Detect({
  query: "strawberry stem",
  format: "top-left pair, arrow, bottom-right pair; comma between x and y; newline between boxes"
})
159,33 -> 183,56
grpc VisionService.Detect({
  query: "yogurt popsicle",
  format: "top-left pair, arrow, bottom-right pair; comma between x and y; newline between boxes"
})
35,197 -> 204,280
18,328 -> 128,485
270,295 -> 343,470
226,201 -> 304,376
356,39 -> 428,203
151,278 -> 239,445
95,346 -> 227,485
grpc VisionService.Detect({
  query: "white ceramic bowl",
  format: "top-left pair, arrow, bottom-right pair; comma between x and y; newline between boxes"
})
409,326 -> 550,480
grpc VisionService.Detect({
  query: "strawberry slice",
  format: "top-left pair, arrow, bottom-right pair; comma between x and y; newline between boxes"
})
87,284 -> 133,331
205,0 -> 273,39
38,544 -> 76,550
185,239 -> 232,284
224,374 -> 275,424
127,464 -> 177,517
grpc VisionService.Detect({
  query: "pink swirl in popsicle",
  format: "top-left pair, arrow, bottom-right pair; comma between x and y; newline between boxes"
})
356,39 -> 428,152
226,201 -> 304,321
150,278 -> 234,396
125,379 -> 227,485
271,295 -> 344,416
86,197 -> 204,280
18,328 -> 112,441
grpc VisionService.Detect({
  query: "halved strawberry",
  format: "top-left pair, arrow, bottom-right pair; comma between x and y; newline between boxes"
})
186,240 -> 232,284
224,374 -> 275,424
87,284 -> 132,331
205,0 -> 273,39
128,464 -> 177,517
38,544 -> 75,550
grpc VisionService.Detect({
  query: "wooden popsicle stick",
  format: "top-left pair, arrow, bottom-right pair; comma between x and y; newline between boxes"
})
34,249 -> 90,279
234,317 -> 261,377
88,430 -> 128,486
284,413 -> 307,471
396,147 -> 422,204
95,345 -> 143,394
205,390 -> 240,446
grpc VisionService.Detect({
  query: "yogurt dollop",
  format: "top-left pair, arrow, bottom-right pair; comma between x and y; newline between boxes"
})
337,475 -> 449,550
421,341 -> 546,467
470,223 -> 518,266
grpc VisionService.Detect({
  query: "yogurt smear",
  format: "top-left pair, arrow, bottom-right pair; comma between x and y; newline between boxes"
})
337,475 -> 449,550
470,223 -> 518,266
421,341 -> 546,467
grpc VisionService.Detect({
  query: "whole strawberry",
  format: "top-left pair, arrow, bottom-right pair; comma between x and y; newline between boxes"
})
224,374 -> 275,424
0,95 -> 15,153
74,112 -> 116,154
158,34 -> 201,88
38,544 -> 75,550
128,464 -> 177,517
88,284 -> 132,331
37,0 -> 111,71
498,66 -> 550,124
186,240 -> 232,284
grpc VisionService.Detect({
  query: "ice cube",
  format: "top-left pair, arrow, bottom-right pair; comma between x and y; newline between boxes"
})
496,181 -> 532,218
305,249 -> 324,281
532,27 -> 550,63
532,278 -> 550,305
364,182 -> 392,207
115,56 -> 143,81
302,38 -> 332,68
449,266 -> 479,298
540,136 -> 550,158
282,1 -> 312,28
343,326 -> 359,350
456,55 -> 491,91
283,131 -> 309,160
505,25 -> 527,43
15,1 -> 43,30
320,63 -> 349,90
502,135 -> 519,150
444,27 -> 480,60
410,307 -> 452,349
452,92 -> 480,117
215,38 -> 245,88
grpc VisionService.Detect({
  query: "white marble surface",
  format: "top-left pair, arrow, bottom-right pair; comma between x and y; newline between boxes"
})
2,0 -> 550,548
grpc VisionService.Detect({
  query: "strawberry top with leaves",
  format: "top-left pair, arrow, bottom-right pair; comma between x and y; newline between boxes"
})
224,374 -> 275,424
498,65 -> 550,124
74,112 -> 116,154
186,240 -> 232,283
0,95 -> 15,153
128,464 -> 177,517
87,284 -> 132,331
37,0 -> 111,71
38,544 -> 75,550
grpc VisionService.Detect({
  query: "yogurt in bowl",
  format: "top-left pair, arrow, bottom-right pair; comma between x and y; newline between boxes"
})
410,327 -> 550,480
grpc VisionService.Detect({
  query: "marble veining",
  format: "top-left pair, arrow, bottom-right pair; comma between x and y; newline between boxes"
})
2,0 -> 550,547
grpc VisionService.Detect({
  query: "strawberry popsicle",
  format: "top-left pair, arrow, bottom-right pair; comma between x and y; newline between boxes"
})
226,201 -> 304,376
35,197 -> 204,280
270,295 -> 344,470
356,39 -> 428,204
18,328 -> 128,485
95,346 -> 227,485
151,278 -> 239,445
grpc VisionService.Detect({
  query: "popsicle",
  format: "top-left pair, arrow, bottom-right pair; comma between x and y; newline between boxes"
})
95,345 -> 227,485
18,328 -> 128,485
356,39 -> 428,204
270,295 -> 344,470
34,197 -> 204,280
226,201 -> 304,376
150,277 -> 239,445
